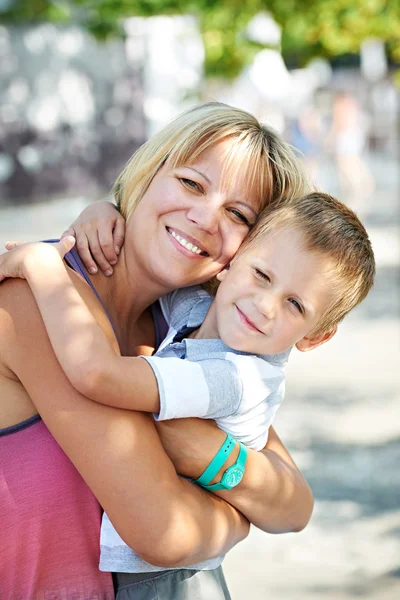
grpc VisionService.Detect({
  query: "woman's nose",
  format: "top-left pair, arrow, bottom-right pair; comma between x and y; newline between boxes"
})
186,198 -> 220,234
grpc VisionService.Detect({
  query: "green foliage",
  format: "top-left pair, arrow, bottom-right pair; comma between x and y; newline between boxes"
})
1,0 -> 400,77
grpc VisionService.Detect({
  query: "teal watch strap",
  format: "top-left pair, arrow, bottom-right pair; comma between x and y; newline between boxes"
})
202,442 -> 248,491
195,435 -> 236,487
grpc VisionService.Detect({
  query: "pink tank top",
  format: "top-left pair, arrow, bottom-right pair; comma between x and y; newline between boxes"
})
0,415 -> 114,599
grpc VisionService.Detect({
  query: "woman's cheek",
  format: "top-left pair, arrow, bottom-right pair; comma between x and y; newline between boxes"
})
223,230 -> 248,264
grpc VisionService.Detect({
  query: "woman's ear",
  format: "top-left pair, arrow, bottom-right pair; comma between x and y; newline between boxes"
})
296,326 -> 337,352
216,265 -> 230,282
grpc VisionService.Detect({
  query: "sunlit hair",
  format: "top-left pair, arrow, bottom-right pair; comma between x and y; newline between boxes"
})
113,102 -> 309,221
236,192 -> 375,334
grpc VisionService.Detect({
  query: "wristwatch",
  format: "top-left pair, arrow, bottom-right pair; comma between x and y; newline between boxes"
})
194,434 -> 248,492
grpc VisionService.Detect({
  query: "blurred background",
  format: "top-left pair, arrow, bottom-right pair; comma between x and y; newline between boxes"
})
0,2 -> 399,599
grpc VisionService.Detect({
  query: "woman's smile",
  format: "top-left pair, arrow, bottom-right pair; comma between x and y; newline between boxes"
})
166,227 -> 209,256
128,139 -> 260,290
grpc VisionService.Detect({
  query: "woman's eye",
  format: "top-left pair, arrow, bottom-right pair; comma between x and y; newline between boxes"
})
180,178 -> 202,192
230,209 -> 250,226
289,298 -> 303,314
255,269 -> 270,282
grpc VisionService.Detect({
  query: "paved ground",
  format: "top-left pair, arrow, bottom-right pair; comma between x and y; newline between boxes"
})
0,154 -> 399,599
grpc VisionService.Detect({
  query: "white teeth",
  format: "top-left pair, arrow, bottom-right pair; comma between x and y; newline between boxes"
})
170,229 -> 203,255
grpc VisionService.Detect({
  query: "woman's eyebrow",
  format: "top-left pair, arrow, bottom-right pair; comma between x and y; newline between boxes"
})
184,167 -> 258,216
236,201 -> 258,217
185,167 -> 212,184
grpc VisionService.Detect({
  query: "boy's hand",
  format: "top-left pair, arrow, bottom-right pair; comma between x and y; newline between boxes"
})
0,237 -> 75,282
61,201 -> 125,277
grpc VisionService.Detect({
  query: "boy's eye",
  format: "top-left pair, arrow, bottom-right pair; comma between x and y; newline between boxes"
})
255,268 -> 270,282
289,298 -> 303,314
180,178 -> 202,193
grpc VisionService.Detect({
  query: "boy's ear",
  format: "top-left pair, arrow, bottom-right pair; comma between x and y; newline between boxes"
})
216,265 -> 230,282
295,325 -> 337,352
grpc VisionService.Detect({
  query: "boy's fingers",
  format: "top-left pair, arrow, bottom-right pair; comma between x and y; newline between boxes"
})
112,217 -> 126,255
86,231 -> 113,276
75,233 -> 99,275
61,227 -> 76,239
98,226 -> 118,265
5,241 -> 25,250
55,236 -> 75,257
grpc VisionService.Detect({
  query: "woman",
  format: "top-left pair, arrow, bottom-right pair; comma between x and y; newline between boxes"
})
0,103 -> 313,599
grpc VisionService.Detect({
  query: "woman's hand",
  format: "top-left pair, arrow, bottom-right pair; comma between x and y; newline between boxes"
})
0,238 -> 75,283
156,418 -> 314,534
61,201 -> 125,276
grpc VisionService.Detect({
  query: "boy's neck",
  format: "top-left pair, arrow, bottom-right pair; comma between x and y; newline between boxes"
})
190,301 -> 220,340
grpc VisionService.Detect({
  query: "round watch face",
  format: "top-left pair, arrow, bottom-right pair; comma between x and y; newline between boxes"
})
223,467 -> 244,488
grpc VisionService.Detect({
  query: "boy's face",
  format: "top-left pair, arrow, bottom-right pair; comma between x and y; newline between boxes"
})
205,226 -> 338,355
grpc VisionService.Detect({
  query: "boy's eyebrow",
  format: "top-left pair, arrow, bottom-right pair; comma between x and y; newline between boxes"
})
255,260 -> 315,317
184,167 -> 258,217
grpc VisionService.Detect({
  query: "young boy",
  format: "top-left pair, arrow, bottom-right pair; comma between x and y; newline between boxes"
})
1,192 -> 375,575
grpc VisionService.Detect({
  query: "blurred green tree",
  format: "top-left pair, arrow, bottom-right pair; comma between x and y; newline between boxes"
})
1,0 -> 400,78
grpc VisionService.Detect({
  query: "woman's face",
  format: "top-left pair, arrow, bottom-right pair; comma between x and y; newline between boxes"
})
126,139 -> 262,290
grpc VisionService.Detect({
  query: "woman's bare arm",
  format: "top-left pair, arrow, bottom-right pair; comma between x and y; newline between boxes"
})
1,241 -> 313,534
1,277 -> 249,568
62,204 -> 314,533
156,418 -> 314,534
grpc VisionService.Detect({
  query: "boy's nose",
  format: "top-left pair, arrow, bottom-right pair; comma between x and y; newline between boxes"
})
254,293 -> 276,320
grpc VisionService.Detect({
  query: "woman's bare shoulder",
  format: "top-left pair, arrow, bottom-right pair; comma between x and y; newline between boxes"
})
0,272 -> 117,427
0,279 -> 45,426
65,267 -> 118,351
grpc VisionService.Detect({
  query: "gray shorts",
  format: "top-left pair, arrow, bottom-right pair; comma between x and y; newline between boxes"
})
113,566 -> 231,600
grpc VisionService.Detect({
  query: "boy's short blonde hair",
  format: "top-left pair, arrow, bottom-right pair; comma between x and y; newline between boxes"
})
237,192 -> 375,334
114,102 -> 309,221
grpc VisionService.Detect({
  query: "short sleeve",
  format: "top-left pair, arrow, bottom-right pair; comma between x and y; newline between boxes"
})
142,355 -> 243,421
214,354 -> 286,450
159,286 -> 211,329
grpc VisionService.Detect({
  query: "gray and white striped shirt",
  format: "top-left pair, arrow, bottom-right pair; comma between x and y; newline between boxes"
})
100,286 -> 290,574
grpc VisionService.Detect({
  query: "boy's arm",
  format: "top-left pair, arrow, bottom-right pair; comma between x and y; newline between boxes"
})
3,240 -> 161,412
1,278 -> 249,567
1,244 -> 313,534
62,201 -> 125,276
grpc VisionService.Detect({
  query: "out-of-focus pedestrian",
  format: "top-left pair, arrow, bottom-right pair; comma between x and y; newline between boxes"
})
331,92 -> 375,212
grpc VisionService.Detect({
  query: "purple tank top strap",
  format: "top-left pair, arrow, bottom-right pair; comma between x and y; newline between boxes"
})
151,300 -> 169,350
43,240 -> 116,336
44,240 -> 168,351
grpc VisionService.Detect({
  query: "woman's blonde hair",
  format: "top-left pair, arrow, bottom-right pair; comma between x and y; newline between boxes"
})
114,102 -> 310,220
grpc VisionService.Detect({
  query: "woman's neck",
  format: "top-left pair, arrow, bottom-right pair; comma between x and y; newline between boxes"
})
86,248 -> 171,355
